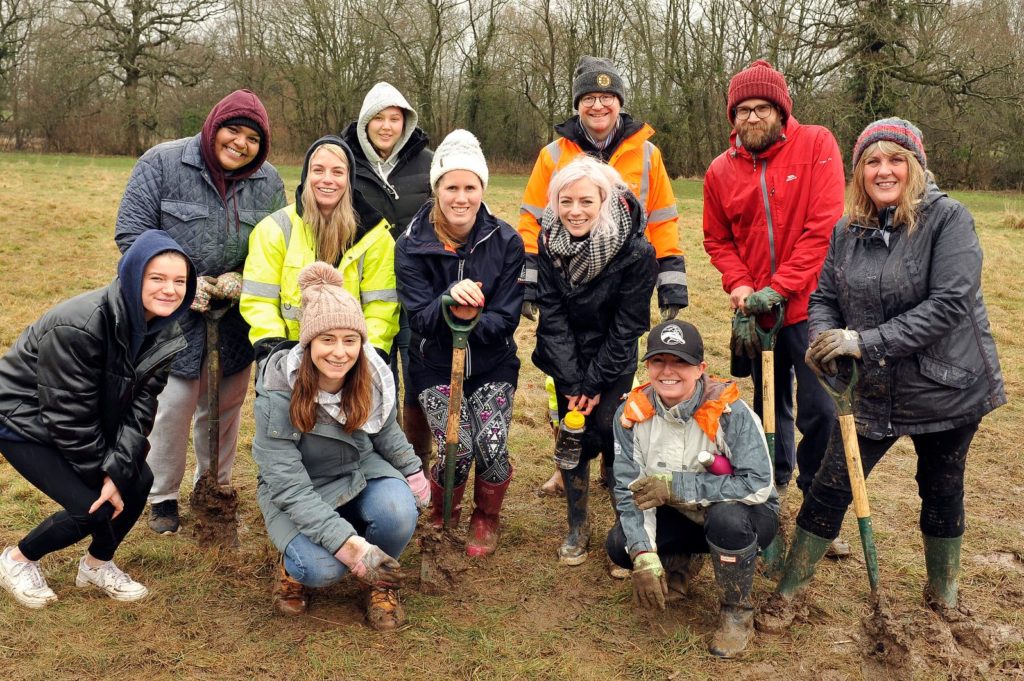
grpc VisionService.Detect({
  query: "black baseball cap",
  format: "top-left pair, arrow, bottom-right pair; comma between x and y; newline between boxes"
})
642,320 -> 704,365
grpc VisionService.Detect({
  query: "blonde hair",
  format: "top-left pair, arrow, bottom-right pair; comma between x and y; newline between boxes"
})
845,140 -> 928,234
546,156 -> 627,239
301,144 -> 358,265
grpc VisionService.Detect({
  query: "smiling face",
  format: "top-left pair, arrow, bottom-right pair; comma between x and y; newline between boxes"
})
646,354 -> 706,407
307,146 -> 349,217
862,146 -> 909,210
367,106 -> 405,159
557,177 -> 603,238
214,124 -> 261,171
578,91 -> 621,141
141,253 -> 189,321
309,329 -> 363,394
436,169 -> 483,237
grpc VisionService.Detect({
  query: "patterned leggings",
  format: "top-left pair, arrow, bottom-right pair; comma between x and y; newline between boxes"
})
418,381 -> 515,486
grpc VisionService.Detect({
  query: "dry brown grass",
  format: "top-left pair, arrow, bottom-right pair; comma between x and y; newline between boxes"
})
0,153 -> 1022,680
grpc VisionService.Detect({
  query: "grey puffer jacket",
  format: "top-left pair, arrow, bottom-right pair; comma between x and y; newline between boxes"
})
808,184 -> 1006,438
252,342 -> 421,554
115,135 -> 286,378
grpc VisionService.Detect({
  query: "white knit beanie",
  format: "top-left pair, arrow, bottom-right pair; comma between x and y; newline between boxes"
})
429,129 -> 488,190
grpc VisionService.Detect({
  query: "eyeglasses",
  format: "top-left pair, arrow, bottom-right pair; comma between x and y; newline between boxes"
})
734,104 -> 775,120
580,94 -> 617,107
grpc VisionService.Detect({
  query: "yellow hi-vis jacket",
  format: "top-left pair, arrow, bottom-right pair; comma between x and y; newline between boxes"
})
240,205 -> 400,354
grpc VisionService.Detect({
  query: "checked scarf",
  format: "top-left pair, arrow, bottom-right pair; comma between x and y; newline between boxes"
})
542,188 -> 633,286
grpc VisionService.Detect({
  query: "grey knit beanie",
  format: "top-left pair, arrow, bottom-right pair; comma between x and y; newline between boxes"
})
572,56 -> 625,109
297,262 -> 367,347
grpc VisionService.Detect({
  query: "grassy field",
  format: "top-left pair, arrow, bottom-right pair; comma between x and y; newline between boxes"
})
0,151 -> 1022,680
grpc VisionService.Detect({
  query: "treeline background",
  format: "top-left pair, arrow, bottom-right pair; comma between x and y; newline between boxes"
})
3,0 -> 1024,187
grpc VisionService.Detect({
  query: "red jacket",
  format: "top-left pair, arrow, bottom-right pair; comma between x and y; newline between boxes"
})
702,117 -> 844,325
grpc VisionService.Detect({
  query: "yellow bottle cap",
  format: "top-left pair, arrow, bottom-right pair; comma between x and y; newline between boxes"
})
563,410 -> 585,429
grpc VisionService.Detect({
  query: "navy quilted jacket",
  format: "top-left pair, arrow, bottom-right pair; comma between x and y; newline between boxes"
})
115,134 -> 285,378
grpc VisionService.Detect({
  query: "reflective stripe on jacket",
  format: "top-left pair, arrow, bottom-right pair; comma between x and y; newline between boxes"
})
240,205 -> 400,353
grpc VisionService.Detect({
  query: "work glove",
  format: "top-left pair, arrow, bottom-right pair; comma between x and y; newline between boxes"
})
743,286 -> 785,315
336,536 -> 404,588
406,470 -> 431,510
212,271 -> 243,301
809,329 -> 862,376
190,275 -> 217,313
659,305 -> 680,322
521,301 -> 538,322
629,473 -> 674,511
731,311 -> 761,359
631,552 -> 668,611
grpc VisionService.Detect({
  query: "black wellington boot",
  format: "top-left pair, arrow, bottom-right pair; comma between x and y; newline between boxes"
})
708,539 -> 759,658
558,459 -> 591,565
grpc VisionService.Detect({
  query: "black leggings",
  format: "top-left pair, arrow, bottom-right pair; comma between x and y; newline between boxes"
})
605,503 -> 778,568
555,373 -> 635,471
796,422 -> 979,540
0,439 -> 153,562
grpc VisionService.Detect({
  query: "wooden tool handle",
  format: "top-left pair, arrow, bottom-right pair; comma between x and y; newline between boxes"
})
838,413 -> 871,519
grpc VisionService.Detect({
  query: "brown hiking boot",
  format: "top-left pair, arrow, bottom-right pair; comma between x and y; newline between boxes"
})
272,561 -> 308,616
365,587 -> 406,631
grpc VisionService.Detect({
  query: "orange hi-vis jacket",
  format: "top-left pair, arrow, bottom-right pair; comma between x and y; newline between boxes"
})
518,116 -> 687,309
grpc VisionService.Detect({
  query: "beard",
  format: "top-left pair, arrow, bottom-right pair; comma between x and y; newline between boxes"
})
736,117 -> 784,154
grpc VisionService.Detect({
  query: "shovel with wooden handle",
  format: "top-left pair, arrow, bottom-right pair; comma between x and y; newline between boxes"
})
755,303 -> 787,578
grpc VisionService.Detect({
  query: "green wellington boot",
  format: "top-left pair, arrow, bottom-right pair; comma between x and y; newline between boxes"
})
923,534 -> 967,620
754,527 -> 832,634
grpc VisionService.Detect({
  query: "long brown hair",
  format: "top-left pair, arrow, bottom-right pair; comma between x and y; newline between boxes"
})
301,144 -> 358,265
289,343 -> 372,434
430,200 -> 468,250
845,140 -> 928,234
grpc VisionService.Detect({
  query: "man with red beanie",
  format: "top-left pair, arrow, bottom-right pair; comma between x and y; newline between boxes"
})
702,60 -> 848,558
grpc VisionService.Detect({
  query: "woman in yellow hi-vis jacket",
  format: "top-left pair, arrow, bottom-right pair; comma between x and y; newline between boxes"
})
242,135 -> 400,365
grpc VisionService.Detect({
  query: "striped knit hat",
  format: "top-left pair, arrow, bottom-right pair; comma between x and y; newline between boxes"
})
852,118 -> 927,171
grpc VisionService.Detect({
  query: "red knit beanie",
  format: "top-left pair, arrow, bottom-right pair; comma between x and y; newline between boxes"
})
727,60 -> 792,123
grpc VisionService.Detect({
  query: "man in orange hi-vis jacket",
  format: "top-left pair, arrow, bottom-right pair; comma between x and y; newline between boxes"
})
518,56 -> 687,323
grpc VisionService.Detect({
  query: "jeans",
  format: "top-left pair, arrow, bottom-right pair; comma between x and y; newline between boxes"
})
796,421 -> 979,540
282,477 -> 418,588
0,438 -> 153,562
605,502 -> 778,568
750,321 -> 836,490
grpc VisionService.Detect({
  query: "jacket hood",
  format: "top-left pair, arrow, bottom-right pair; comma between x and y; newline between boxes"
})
729,115 -> 801,161
116,230 -> 197,358
355,82 -> 419,168
295,135 -> 386,230
200,89 -> 272,197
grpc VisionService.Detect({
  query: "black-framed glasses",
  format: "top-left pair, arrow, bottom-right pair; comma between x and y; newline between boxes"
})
580,94 -> 617,107
734,104 -> 774,120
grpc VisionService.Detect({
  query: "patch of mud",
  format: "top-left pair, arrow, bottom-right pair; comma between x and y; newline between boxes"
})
190,473 -> 239,548
861,592 -> 912,670
417,526 -> 470,595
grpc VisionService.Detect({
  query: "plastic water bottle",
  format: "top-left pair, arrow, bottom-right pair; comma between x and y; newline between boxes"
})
697,450 -> 734,475
553,410 -> 586,470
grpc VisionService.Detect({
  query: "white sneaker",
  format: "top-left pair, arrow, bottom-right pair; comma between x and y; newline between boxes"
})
75,556 -> 149,602
0,546 -> 58,609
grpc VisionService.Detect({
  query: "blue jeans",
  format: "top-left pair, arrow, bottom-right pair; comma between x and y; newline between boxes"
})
282,477 -> 418,588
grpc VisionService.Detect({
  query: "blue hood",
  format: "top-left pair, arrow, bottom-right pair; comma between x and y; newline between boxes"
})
117,231 -> 197,358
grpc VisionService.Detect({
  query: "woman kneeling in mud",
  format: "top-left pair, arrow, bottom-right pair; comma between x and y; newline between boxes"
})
757,118 -> 1006,632
252,262 -> 427,629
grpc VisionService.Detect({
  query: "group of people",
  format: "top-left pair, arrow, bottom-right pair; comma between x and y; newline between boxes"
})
0,54 -> 1005,659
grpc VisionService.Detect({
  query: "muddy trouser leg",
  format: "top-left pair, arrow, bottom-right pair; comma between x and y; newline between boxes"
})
2,440 -> 153,562
796,426 -> 896,539
751,332 -> 796,488
147,373 -> 201,504
418,384 -> 475,488
191,360 -> 250,490
604,506 -> 708,569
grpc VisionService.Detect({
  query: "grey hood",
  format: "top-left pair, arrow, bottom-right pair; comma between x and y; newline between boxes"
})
356,82 -> 419,178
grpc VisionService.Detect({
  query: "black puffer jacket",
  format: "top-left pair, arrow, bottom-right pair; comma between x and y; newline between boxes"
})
0,231 -> 196,491
532,190 -> 658,397
809,184 -> 1006,438
343,123 -> 433,238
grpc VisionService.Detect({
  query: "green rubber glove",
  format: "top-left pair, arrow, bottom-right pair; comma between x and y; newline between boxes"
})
744,286 -> 785,315
629,473 -> 674,511
631,552 -> 668,611
731,311 -> 761,359
809,329 -> 862,376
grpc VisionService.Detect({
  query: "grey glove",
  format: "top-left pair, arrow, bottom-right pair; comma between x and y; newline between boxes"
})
743,286 -> 785,315
731,312 -> 761,359
521,301 -> 538,321
659,305 -> 680,322
809,329 -> 862,376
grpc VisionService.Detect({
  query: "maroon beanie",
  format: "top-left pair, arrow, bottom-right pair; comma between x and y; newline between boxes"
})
727,60 -> 792,123
199,89 -> 272,199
